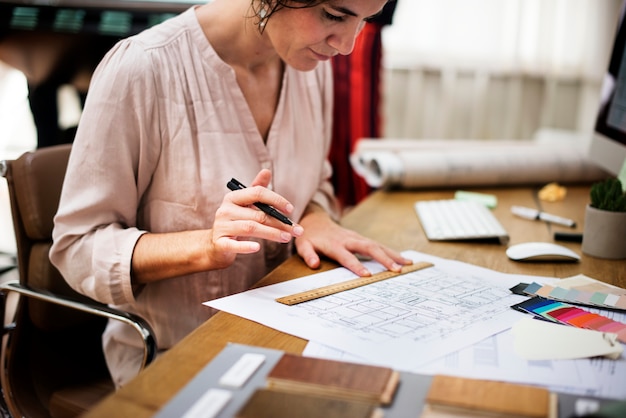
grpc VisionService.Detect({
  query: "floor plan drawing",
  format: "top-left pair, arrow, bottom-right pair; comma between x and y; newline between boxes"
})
206,251 -> 546,371
294,266 -> 514,345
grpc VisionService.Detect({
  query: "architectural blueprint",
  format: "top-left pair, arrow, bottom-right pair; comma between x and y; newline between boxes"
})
205,251 -> 551,371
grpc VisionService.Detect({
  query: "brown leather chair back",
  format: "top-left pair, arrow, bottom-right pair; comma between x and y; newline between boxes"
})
1,144 -> 112,418
7,144 -> 99,327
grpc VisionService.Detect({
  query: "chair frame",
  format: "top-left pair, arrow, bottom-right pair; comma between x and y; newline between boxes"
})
0,147 -> 157,417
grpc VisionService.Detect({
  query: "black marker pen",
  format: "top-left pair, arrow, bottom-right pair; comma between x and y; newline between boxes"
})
554,232 -> 583,243
227,178 -> 293,226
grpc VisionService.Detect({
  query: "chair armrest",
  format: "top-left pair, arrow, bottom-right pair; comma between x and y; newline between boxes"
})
0,281 -> 157,369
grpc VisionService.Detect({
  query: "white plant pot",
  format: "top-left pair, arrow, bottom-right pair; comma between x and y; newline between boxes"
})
581,205 -> 626,260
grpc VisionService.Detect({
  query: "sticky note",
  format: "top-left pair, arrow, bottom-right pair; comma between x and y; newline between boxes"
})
454,190 -> 498,208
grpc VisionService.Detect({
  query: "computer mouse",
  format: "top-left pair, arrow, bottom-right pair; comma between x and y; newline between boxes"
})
506,242 -> 580,262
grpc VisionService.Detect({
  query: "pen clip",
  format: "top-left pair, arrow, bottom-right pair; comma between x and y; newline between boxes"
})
227,178 -> 246,191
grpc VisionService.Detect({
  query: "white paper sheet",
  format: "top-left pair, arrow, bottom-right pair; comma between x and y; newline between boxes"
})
304,314 -> 626,400
304,332 -> 626,400
204,250 -> 554,373
303,331 -> 598,390
302,330 -> 626,399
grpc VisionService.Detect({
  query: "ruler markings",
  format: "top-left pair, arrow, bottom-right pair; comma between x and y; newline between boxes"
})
275,261 -> 434,306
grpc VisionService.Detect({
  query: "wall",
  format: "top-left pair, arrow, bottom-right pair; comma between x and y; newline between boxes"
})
382,67 -> 602,140
379,0 -> 622,142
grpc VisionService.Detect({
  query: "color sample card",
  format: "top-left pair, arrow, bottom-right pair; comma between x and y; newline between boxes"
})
521,276 -> 626,312
512,296 -> 626,343
512,318 -> 623,360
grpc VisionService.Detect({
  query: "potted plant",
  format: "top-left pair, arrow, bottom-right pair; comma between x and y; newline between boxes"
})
581,178 -> 626,259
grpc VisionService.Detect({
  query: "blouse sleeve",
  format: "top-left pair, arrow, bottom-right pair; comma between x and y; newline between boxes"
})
50,39 -> 160,306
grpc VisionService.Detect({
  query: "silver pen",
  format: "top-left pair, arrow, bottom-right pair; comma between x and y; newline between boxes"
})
511,205 -> 576,228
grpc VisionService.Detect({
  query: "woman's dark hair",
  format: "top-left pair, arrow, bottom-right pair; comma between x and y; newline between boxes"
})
251,0 -> 327,33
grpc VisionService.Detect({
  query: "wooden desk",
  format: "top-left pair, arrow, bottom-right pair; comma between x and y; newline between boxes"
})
86,185 -> 625,417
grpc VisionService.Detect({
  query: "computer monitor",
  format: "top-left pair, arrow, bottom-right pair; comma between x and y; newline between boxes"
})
590,0 -> 626,176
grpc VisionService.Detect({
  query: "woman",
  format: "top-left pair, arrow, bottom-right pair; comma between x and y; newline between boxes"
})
50,0 -> 410,387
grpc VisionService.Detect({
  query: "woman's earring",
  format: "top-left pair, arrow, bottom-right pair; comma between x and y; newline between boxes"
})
258,1 -> 268,27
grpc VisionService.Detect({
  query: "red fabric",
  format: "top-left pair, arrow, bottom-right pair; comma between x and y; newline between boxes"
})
330,23 -> 384,208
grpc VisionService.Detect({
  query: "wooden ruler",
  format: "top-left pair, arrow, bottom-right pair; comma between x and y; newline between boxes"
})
276,261 -> 434,306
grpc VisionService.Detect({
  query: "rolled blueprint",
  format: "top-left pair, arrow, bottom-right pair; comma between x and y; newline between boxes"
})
350,139 -> 608,189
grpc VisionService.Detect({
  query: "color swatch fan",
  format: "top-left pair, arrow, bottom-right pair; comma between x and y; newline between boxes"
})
521,275 -> 626,311
512,296 -> 626,343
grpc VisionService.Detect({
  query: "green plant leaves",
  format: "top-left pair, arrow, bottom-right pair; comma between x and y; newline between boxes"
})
590,178 -> 626,212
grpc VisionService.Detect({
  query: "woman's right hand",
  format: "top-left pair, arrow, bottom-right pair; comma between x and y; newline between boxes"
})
208,169 -> 303,268
131,169 -> 302,283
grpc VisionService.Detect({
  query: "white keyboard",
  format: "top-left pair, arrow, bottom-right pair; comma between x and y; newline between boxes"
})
415,199 -> 509,244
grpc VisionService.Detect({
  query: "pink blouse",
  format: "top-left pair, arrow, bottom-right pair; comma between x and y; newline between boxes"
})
50,7 -> 339,386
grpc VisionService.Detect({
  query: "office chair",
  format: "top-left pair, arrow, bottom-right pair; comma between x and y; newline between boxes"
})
0,144 -> 157,418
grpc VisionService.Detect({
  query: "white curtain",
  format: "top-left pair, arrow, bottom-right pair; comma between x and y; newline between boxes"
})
381,0 -> 623,139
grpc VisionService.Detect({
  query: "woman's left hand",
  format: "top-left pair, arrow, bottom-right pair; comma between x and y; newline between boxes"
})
295,204 -> 412,277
